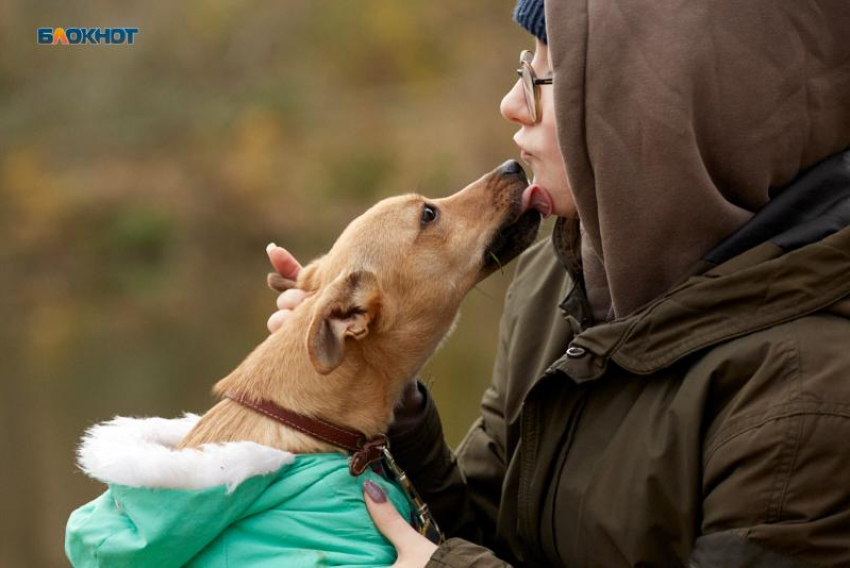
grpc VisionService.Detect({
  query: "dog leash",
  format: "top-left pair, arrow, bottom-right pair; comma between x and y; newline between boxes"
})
223,391 -> 445,544
377,444 -> 445,545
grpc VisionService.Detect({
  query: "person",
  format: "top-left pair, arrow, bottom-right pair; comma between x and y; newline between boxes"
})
268,0 -> 850,566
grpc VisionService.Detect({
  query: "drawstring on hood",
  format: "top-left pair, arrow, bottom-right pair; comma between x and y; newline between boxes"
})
546,0 -> 850,321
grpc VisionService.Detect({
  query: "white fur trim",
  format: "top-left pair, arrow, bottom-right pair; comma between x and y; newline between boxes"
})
77,414 -> 295,493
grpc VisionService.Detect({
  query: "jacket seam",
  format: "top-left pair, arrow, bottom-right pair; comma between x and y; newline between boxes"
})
95,492 -> 137,561
762,409 -> 799,524
454,416 -> 485,459
703,407 -> 850,469
615,279 -> 850,372
775,409 -> 806,522
771,322 -> 806,522
701,316 -> 849,463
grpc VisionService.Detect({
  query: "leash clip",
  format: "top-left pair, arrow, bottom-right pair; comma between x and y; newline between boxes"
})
379,446 -> 445,545
349,434 -> 389,476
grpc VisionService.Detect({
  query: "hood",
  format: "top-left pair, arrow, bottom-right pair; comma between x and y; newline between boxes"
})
553,150 -> 850,380
546,0 -> 850,320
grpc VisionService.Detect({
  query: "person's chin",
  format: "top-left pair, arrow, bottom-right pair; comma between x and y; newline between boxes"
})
531,174 -> 552,190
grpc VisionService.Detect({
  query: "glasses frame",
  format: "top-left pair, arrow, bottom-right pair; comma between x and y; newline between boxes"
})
516,50 -> 553,123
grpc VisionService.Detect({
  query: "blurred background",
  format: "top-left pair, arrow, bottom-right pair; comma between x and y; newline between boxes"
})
0,1 -> 547,565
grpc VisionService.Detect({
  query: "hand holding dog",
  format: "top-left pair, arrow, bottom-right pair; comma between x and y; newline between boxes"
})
266,243 -> 307,332
364,480 -> 439,567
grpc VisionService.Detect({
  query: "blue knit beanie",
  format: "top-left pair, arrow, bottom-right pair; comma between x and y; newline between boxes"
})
513,0 -> 547,44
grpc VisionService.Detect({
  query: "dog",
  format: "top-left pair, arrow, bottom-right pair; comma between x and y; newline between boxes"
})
66,160 -> 544,567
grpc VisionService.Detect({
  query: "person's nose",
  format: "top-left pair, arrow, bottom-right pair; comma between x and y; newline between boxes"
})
500,79 -> 532,125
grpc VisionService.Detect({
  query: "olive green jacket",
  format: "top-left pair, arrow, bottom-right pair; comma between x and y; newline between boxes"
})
391,151 -> 850,567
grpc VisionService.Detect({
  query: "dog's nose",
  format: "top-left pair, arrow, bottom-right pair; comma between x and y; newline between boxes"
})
499,159 -> 526,178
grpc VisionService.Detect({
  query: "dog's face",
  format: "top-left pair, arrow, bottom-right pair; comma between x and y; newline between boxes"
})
293,161 -> 541,376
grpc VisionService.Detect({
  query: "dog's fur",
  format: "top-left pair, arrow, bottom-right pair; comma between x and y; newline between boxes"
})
178,162 -> 539,454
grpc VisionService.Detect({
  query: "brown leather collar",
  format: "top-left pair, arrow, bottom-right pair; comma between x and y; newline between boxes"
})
223,391 -> 388,476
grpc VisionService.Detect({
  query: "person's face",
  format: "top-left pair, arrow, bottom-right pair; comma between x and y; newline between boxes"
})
500,40 -> 576,218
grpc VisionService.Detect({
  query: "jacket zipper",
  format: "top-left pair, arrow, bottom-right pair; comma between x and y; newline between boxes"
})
519,375 -> 590,566
518,393 -> 544,565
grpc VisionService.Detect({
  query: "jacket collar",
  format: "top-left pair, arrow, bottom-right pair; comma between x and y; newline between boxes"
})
548,150 -> 850,382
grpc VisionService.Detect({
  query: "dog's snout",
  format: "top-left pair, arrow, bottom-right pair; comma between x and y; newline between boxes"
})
499,159 -> 526,179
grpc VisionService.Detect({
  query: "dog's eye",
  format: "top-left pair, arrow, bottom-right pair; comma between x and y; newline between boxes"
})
420,203 -> 439,226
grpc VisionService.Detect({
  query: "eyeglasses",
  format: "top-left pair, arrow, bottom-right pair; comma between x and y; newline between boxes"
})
516,50 -> 553,123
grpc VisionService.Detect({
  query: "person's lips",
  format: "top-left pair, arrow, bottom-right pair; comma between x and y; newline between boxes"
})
514,133 -> 533,161
520,184 -> 553,218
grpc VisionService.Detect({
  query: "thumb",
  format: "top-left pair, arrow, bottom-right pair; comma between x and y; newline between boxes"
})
266,243 -> 302,280
364,480 -> 421,551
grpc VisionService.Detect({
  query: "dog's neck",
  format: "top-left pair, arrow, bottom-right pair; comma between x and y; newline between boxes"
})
178,304 -> 407,454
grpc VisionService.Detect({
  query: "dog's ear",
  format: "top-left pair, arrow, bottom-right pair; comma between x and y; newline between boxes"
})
306,270 -> 382,375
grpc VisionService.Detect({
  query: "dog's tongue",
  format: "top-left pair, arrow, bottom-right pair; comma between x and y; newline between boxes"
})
521,185 -> 553,218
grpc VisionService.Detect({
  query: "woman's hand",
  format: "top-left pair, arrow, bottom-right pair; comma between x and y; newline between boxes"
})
364,481 -> 439,567
266,243 -> 307,333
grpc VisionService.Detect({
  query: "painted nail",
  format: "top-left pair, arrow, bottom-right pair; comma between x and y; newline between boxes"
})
363,480 -> 387,503
266,242 -> 277,253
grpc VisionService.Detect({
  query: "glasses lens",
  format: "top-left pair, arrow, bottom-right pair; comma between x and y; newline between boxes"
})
518,51 -> 538,122
519,63 -> 537,122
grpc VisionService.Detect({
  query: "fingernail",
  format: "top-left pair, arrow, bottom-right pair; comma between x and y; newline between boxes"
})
266,242 -> 277,253
363,480 -> 387,503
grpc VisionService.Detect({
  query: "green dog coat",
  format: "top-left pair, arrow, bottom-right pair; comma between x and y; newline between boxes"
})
65,415 -> 413,567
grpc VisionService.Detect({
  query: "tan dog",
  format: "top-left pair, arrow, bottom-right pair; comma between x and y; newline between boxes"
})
178,160 -> 542,453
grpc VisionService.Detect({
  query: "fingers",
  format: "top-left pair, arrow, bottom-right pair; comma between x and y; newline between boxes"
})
276,288 -> 308,310
268,272 -> 298,293
265,243 -> 306,333
364,481 -> 416,550
268,310 -> 290,333
364,481 -> 438,566
267,243 -> 302,281
267,289 -> 308,332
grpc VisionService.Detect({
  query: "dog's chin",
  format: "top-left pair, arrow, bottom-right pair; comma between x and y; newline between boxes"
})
479,209 -> 542,279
